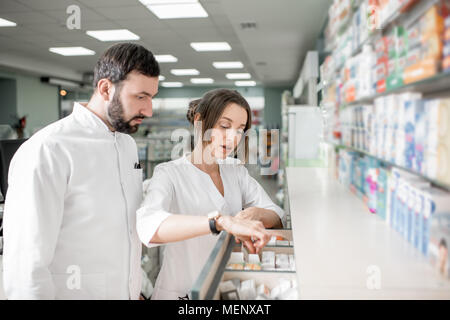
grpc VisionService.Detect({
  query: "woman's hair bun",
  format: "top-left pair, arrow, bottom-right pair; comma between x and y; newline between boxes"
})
187,99 -> 201,124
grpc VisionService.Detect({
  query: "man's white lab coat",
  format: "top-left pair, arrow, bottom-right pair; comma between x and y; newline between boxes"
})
3,103 -> 143,299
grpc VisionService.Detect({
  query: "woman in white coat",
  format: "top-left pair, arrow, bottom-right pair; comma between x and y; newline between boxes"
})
136,89 -> 285,300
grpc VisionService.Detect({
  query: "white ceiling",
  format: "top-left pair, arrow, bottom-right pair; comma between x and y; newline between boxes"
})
0,0 -> 331,87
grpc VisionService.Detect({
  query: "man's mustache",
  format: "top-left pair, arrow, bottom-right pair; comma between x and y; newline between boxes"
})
130,115 -> 147,121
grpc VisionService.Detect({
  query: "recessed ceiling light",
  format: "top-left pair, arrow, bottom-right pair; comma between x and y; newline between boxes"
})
0,18 -> 17,27
49,47 -> 95,56
161,82 -> 183,88
226,73 -> 251,80
159,75 -> 166,81
171,69 -> 200,76
235,81 -> 256,87
139,0 -> 208,19
86,29 -> 140,41
213,61 -> 244,69
190,42 -> 231,52
190,78 -> 214,84
140,0 -> 197,3
155,54 -> 178,63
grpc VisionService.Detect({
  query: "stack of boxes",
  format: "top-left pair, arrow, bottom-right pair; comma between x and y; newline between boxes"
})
424,98 -> 450,186
403,3 -> 448,84
339,95 -> 450,187
336,152 -> 450,279
374,35 -> 389,93
387,26 -> 407,90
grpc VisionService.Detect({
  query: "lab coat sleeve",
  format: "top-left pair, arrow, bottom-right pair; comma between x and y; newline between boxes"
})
136,164 -> 173,248
3,140 -> 67,299
239,165 -> 286,228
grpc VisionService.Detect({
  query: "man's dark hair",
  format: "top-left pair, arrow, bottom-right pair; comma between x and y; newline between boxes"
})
93,43 -> 160,88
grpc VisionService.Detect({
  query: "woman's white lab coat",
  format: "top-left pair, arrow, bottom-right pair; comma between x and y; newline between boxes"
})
136,155 -> 285,300
3,103 -> 143,299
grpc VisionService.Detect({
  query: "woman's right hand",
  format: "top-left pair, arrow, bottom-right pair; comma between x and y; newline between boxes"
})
216,215 -> 271,253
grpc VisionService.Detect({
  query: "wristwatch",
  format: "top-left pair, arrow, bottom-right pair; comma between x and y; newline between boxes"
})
207,211 -> 221,235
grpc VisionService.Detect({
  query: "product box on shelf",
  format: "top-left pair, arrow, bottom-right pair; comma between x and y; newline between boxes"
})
404,99 -> 424,171
424,187 -> 450,259
414,100 -> 427,175
387,26 -> 407,90
387,168 -> 402,227
403,3 -> 448,84
428,187 -> 450,279
425,98 -> 450,185
377,166 -> 389,220
405,179 -> 431,243
444,16 -> 450,71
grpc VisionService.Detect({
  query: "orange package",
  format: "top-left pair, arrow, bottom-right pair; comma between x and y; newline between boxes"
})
403,57 -> 439,84
422,34 -> 444,59
421,5 -> 444,40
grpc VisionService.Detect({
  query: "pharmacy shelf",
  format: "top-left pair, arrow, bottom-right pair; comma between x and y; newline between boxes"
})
339,71 -> 450,109
286,167 -> 450,299
319,0 -> 441,96
331,143 -> 450,192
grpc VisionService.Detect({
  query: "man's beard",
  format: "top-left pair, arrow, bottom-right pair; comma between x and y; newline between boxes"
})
107,88 -> 145,134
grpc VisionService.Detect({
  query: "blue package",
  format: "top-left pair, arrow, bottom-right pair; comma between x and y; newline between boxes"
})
413,190 -> 425,250
404,100 -> 416,170
414,100 -> 426,174
377,167 -> 388,220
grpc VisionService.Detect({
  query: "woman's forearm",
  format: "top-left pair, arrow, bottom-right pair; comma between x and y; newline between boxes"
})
258,209 -> 283,229
149,213 -> 275,253
150,215 -> 211,244
235,207 -> 283,229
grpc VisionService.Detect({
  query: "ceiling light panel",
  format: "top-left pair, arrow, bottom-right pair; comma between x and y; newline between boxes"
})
171,69 -> 200,76
86,29 -> 140,41
226,73 -> 251,80
139,0 -> 208,19
161,82 -> 183,87
155,55 -> 178,63
49,47 -> 95,56
213,61 -> 244,69
190,42 -> 231,52
0,18 -> 17,27
190,78 -> 214,84
235,81 -> 256,87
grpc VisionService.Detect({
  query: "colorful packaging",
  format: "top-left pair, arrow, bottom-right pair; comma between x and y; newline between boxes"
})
425,98 -> 450,185
405,180 -> 430,242
377,167 -> 389,220
424,187 -> 450,258
414,100 -> 427,175
427,187 -> 450,279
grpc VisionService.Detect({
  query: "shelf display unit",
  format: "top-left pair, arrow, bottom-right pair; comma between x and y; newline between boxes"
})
316,0 -> 450,293
191,229 -> 298,300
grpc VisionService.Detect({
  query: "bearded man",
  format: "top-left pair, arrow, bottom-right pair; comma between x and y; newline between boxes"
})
3,43 -> 159,300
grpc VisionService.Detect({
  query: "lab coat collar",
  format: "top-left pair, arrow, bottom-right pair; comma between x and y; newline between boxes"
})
72,102 -> 113,134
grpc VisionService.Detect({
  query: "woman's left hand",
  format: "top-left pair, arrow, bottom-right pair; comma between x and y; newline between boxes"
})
235,207 -> 261,222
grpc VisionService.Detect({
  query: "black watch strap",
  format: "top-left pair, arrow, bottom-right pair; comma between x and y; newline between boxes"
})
209,217 -> 220,235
